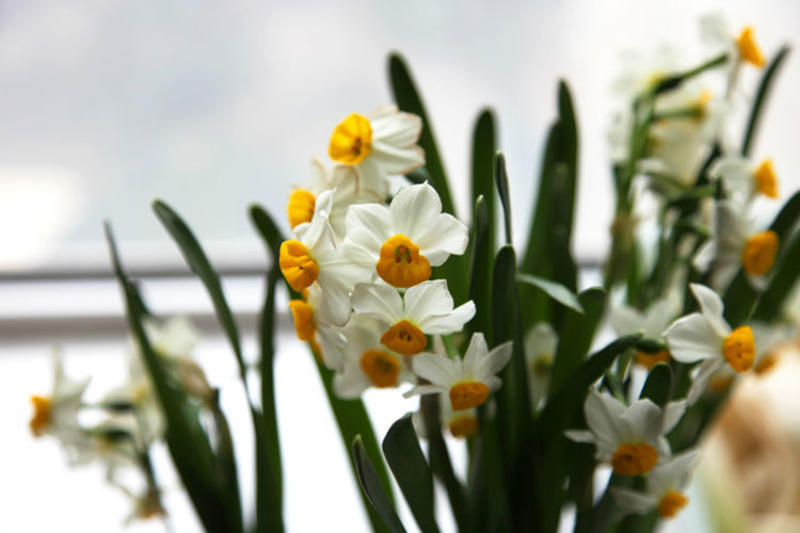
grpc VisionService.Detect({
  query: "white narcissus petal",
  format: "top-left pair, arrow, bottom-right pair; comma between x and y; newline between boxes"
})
664,313 -> 724,363
420,301 -> 476,334
689,284 -> 730,336
370,142 -> 425,175
390,184 -> 442,242
662,400 -> 688,434
648,449 -> 701,496
564,429 -> 596,443
612,488 -> 658,515
345,203 -> 392,255
353,157 -> 389,197
610,305 -> 645,336
317,325 -> 346,371
619,399 -> 663,443
415,213 -> 469,266
711,156 -> 753,199
525,322 -> 558,361
411,353 -> 460,387
687,358 -> 724,404
339,241 -> 379,273
699,12 -> 730,45
312,281 -> 352,327
314,189 -> 335,217
351,283 -> 403,324
644,298 -> 680,336
476,341 -> 513,378
403,384 -> 447,398
333,370 -> 369,399
370,108 -> 422,145
366,104 -> 399,121
483,375 -> 503,392
462,332 -> 489,374
404,280 -> 454,319
584,391 -> 625,450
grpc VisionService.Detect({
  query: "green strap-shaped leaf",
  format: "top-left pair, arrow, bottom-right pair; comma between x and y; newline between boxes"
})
388,53 -> 468,303
742,46 -> 790,156
548,287 -> 606,396
352,436 -> 407,533
382,414 -> 439,533
537,334 -> 642,448
105,223 -> 243,533
517,273 -> 585,314
639,364 -> 672,407
471,109 -> 497,255
467,196 -> 492,339
723,190 -> 800,326
495,152 -> 513,245
249,205 -> 285,532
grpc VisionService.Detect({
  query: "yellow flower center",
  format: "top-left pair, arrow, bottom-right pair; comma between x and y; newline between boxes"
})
736,26 -> 766,68
741,230 -> 778,277
287,189 -> 316,228
658,490 -> 689,519
279,240 -> 319,292
380,320 -> 427,355
634,350 -> 671,369
359,349 -> 401,388
754,159 -> 779,198
449,381 -> 491,411
29,395 -> 52,437
723,325 -> 755,373
376,234 -> 431,288
611,442 -> 659,476
288,300 -> 315,341
448,414 -> 478,438
754,353 -> 778,375
328,113 -> 373,165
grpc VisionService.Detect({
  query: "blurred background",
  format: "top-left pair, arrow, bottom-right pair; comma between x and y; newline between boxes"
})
2,1 -> 800,531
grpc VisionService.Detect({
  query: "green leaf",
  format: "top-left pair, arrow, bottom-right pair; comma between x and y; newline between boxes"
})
517,273 -> 585,314
537,334 -> 642,448
104,223 -> 243,533
495,152 -> 513,245
742,46 -> 790,156
723,190 -> 800,326
352,436 -> 407,533
382,414 -> 439,533
639,364 -> 672,407
467,195 -> 492,339
249,205 -> 285,532
548,287 -> 606,396
471,109 -> 497,254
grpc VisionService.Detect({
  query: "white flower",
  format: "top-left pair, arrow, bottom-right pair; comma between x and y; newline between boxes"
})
30,348 -> 94,464
343,182 -> 468,288
710,155 -> 779,202
351,280 -> 475,356
565,391 -> 686,476
664,284 -> 756,403
143,316 -> 212,401
613,449 -> 701,519
409,393 -> 480,440
524,322 -> 558,410
333,315 -> 413,397
280,190 -> 369,325
693,201 -> 778,290
328,104 -> 424,192
288,284 -> 346,370
287,158 -> 389,237
610,296 -> 680,368
700,12 -> 766,68
404,333 -> 512,411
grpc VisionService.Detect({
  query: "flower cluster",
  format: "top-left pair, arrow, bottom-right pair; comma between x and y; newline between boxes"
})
280,106 -> 512,437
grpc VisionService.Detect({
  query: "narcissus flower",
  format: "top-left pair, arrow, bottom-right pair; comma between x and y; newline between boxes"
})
328,105 -> 424,193
664,284 -> 757,403
30,348 -> 89,440
710,156 -> 779,201
288,284 -> 346,370
333,315 -> 413,398
404,333 -> 512,411
610,296 -> 680,369
612,450 -> 701,520
524,322 -> 558,409
280,190 -> 368,325
287,158 -> 388,237
351,280 -> 475,355
694,201 -> 779,289
700,13 -> 766,68
343,183 -> 468,288
565,391 -> 686,476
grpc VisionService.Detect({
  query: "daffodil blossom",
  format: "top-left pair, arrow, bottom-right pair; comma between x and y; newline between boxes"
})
610,296 -> 680,368
409,393 -> 480,440
351,280 -> 475,356
525,322 -> 557,409
693,201 -> 778,290
664,284 -> 757,403
710,155 -> 779,203
565,391 -> 687,476
700,12 -> 766,68
328,104 -> 424,193
404,333 -> 512,411
286,158 -> 388,237
279,190 -> 369,325
332,315 -> 413,397
342,182 -> 469,288
288,284 -> 347,370
612,450 -> 701,520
